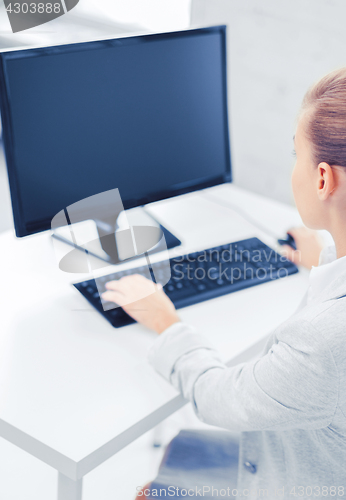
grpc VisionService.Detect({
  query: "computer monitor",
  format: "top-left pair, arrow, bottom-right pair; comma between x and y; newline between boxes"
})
0,26 -> 231,240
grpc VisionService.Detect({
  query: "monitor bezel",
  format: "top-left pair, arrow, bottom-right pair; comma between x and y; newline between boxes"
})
0,26 -> 232,237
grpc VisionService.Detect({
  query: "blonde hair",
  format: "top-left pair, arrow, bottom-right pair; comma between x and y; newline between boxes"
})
301,67 -> 346,168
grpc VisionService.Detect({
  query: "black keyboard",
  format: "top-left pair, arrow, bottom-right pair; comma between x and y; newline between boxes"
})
73,237 -> 298,328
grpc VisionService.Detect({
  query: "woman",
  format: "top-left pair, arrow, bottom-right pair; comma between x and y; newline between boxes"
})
102,68 -> 346,498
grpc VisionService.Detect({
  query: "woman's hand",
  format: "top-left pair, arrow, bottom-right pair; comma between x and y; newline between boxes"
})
101,274 -> 180,334
280,227 -> 324,269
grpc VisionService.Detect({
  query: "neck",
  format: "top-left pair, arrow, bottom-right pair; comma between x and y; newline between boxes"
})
330,224 -> 346,259
335,240 -> 346,259
328,174 -> 346,258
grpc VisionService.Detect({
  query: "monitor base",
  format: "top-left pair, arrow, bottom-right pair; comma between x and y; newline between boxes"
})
52,206 -> 182,266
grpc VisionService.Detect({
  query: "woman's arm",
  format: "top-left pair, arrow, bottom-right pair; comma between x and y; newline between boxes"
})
148,319 -> 338,433
102,276 -> 338,433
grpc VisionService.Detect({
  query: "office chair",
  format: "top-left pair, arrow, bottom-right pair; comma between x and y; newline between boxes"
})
135,429 -> 239,499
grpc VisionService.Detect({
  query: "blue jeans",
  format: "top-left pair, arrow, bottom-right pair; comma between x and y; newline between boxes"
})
149,429 -> 240,499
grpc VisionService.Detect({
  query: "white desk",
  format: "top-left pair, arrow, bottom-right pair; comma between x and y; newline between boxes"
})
0,184 -> 309,499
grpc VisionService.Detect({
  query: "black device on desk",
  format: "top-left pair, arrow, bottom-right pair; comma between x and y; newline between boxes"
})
0,26 -> 298,327
278,233 -> 297,251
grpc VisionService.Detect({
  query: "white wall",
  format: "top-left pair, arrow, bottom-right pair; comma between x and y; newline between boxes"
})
191,0 -> 346,205
94,0 -> 191,32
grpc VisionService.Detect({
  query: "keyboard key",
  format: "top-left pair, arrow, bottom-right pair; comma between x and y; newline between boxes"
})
208,269 -> 219,280
102,301 -> 118,311
245,267 -> 255,279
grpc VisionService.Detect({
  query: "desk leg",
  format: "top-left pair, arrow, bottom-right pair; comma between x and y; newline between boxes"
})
58,473 -> 83,500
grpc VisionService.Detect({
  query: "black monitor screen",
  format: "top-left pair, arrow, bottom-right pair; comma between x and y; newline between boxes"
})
0,26 -> 231,237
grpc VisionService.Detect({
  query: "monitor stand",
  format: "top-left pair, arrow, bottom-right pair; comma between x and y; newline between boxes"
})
52,205 -> 181,266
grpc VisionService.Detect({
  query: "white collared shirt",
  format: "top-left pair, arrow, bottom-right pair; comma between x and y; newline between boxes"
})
307,245 -> 346,305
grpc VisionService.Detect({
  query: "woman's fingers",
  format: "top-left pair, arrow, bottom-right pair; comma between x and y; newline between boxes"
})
101,290 -> 124,304
280,244 -> 301,265
100,274 -> 179,334
102,275 -> 159,307
282,226 -> 324,269
105,280 -> 125,293
286,227 -> 301,238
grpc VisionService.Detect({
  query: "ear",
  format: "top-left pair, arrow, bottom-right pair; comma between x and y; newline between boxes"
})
317,162 -> 336,201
